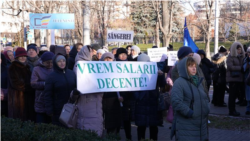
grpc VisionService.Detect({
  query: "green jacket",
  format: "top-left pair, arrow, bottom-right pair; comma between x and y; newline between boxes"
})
171,57 -> 210,141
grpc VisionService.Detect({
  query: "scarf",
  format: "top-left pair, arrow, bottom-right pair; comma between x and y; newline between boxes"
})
28,55 -> 39,62
190,75 -> 199,86
132,54 -> 138,59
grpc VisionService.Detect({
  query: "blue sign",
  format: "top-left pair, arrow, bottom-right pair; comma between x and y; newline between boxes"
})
29,13 -> 75,29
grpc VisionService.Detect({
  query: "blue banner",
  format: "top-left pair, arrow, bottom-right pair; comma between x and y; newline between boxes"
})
29,13 -> 75,29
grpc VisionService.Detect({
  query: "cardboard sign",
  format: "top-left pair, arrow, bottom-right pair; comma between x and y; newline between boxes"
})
168,51 -> 178,66
76,61 -> 158,94
147,47 -> 168,62
107,30 -> 134,42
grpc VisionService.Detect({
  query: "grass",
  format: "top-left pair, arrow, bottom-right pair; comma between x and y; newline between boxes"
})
108,40 -> 250,52
209,115 -> 250,131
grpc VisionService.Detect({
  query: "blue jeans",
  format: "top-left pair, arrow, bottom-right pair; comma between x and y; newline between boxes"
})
247,101 -> 250,112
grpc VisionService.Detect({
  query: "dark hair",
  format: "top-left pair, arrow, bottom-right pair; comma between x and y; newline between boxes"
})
236,45 -> 242,49
152,46 -> 158,48
76,43 -> 83,49
64,44 -> 70,48
126,45 -> 132,49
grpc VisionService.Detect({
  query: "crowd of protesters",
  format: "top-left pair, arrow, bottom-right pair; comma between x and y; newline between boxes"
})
1,41 -> 250,141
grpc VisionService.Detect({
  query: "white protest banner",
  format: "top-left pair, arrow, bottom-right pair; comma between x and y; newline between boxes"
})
147,47 -> 168,62
168,51 -> 178,66
107,30 -> 134,42
76,61 -> 158,94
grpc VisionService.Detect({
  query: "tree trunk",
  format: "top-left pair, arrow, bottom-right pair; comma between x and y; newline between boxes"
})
205,32 -> 211,59
155,21 -> 160,47
46,30 -> 51,49
162,1 -> 169,47
34,29 -> 41,47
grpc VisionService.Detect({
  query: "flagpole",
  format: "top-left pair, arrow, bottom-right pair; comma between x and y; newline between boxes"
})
214,0 -> 219,54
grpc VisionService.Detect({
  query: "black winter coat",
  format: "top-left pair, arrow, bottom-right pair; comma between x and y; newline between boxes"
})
44,54 -> 76,116
211,53 -> 227,84
67,45 -> 78,70
1,54 -> 8,116
133,89 -> 159,127
102,92 -> 122,129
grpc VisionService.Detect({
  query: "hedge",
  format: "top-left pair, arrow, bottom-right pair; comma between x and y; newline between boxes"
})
1,116 -> 120,141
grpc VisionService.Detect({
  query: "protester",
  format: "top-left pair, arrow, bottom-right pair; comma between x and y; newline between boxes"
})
68,43 -> 83,70
44,54 -> 76,126
197,49 -> 215,91
129,45 -> 140,61
114,48 -> 132,140
211,46 -> 228,107
1,53 -> 8,116
8,47 -> 35,121
243,47 -> 250,115
31,52 -> 54,123
134,54 -> 159,141
126,45 -> 132,57
226,42 -> 245,116
171,46 -> 194,82
38,47 -> 48,57
73,44 -> 103,136
111,47 -> 119,55
3,50 -> 14,67
102,53 -> 124,135
96,49 -> 105,61
27,44 -> 40,71
64,44 -> 71,59
171,57 -> 210,141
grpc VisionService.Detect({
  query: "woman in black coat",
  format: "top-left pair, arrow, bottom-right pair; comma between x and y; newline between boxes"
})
68,43 -> 83,70
197,50 -> 215,90
44,54 -> 76,126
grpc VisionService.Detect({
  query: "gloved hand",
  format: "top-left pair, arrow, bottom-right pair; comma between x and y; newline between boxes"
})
72,88 -> 81,95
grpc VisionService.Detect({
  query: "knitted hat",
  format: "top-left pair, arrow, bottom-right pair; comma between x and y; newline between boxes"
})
97,49 -> 105,54
27,44 -> 37,53
91,44 -> 102,51
15,47 -> 27,58
56,55 -> 66,62
137,53 -> 150,62
131,45 -> 140,53
40,47 -> 49,51
192,53 -> 201,65
100,52 -> 114,61
219,46 -> 227,53
115,48 -> 127,58
41,52 -> 54,62
177,46 -> 193,59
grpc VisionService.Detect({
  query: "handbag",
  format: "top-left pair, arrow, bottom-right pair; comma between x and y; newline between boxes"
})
59,95 -> 80,128
230,71 -> 241,77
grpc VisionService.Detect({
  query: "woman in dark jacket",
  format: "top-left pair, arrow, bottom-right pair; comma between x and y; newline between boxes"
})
134,53 -> 159,141
68,43 -> 83,70
211,46 -> 228,107
44,54 -> 76,126
115,48 -> 132,140
3,50 -> 14,68
197,50 -> 215,90
8,47 -> 36,121
31,52 -> 54,123
102,53 -> 123,135
1,53 -> 8,116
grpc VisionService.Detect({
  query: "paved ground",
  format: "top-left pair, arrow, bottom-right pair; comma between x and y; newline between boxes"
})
118,89 -> 250,141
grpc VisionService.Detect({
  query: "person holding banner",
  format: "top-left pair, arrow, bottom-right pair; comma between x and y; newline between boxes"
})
170,57 -> 210,141
114,48 -> 132,140
44,54 -> 76,126
133,54 -> 160,141
74,44 -> 104,136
